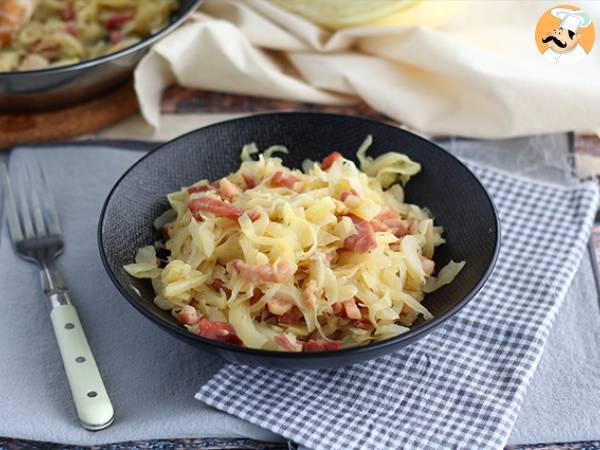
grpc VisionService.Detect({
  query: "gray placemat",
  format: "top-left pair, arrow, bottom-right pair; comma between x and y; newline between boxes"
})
0,146 -> 283,446
0,136 -> 597,446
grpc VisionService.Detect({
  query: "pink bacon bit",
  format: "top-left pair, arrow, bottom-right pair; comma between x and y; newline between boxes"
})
104,10 -> 134,30
211,279 -> 232,296
340,189 -> 360,209
66,22 -> 79,37
323,251 -> 337,265
303,283 -> 316,309
275,335 -> 302,352
321,152 -> 343,170
279,307 -> 303,325
267,297 -> 293,316
177,305 -> 201,325
342,299 -> 362,320
60,6 -> 75,21
250,288 -> 262,305
332,302 -> 344,317
219,178 -> 243,200
270,171 -> 303,192
193,318 -> 242,345
371,207 -> 409,237
187,182 -> 218,194
344,214 -> 377,253
231,259 -> 294,284
188,196 -> 245,221
109,30 -> 123,43
242,173 -> 257,189
303,339 -> 342,352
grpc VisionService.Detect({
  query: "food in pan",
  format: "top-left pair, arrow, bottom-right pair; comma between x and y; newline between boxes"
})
0,0 -> 179,71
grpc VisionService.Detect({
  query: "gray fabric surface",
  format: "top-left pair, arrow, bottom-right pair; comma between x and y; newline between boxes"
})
0,137 -> 597,446
0,147 -> 282,446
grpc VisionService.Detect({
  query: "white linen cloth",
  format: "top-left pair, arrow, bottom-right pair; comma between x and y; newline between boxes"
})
135,0 -> 600,138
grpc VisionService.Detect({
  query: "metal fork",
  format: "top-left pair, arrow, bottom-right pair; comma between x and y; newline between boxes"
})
1,162 -> 114,431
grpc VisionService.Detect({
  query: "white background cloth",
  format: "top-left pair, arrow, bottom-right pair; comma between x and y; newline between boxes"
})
135,0 -> 600,138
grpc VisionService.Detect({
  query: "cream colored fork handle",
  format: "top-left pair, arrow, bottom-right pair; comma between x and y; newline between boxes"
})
50,305 -> 114,431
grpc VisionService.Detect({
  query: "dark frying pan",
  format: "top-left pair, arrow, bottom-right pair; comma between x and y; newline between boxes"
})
0,0 -> 202,112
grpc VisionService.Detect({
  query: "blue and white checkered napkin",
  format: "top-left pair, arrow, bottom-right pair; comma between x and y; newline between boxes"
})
196,163 -> 599,450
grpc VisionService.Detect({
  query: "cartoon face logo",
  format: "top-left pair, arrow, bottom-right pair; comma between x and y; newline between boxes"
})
542,26 -> 580,52
535,5 -> 595,64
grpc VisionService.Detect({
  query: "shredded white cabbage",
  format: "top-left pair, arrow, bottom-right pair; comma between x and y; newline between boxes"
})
125,137 -> 464,351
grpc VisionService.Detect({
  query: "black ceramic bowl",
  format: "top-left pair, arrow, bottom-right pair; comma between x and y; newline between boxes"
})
98,112 -> 500,369
0,0 -> 202,112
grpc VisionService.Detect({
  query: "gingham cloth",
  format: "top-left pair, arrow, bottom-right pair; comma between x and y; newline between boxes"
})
196,163 -> 599,450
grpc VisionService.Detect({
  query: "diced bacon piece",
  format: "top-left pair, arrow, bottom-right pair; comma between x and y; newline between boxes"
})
420,255 -> 435,276
339,189 -> 358,202
340,189 -> 360,209
109,30 -> 123,43
211,279 -> 232,296
303,339 -> 342,352
370,219 -> 389,232
60,6 -> 75,21
231,259 -> 294,283
275,335 -> 302,352
324,251 -> 336,264
66,22 -> 79,36
401,303 -> 412,316
373,207 -> 403,228
60,8 -> 75,22
271,171 -> 303,191
104,10 -> 134,30
259,308 -> 272,322
267,297 -> 293,316
342,299 -> 362,320
187,184 -> 214,194
188,196 -> 245,221
177,305 -> 200,325
303,281 -> 316,309
321,152 -> 343,170
279,307 -> 303,325
344,215 -> 377,253
332,302 -> 344,317
193,318 -> 242,345
250,289 -> 262,305
219,178 -> 242,200
242,173 -> 257,189
371,207 -> 409,237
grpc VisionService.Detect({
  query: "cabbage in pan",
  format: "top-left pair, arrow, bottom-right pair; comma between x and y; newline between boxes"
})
125,136 -> 465,352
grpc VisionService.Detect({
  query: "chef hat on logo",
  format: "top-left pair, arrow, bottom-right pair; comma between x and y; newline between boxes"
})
551,8 -> 592,33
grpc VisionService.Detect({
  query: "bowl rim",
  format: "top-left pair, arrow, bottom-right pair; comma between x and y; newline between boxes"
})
0,0 -> 202,77
97,111 -> 501,359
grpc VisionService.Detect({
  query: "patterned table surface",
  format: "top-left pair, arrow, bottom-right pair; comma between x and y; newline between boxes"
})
3,87 -> 599,450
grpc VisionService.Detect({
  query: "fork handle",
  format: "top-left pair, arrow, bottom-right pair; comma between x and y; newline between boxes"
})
50,304 -> 115,431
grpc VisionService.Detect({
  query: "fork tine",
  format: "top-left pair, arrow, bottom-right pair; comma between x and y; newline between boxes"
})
0,162 -> 24,242
37,161 -> 62,235
17,165 -> 35,239
27,164 -> 47,237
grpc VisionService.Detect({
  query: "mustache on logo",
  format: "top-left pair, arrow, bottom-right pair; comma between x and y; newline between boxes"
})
542,35 -> 567,48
